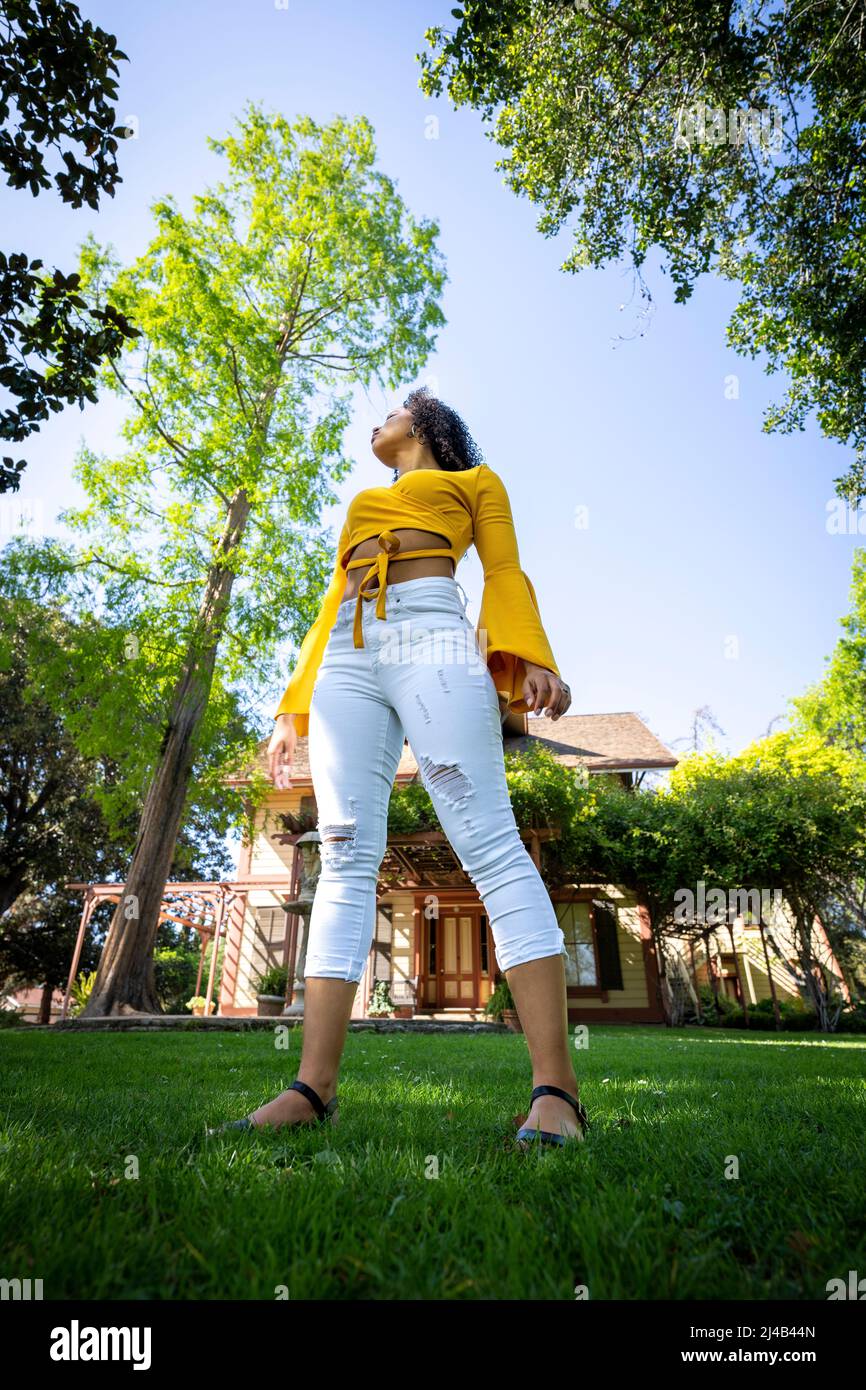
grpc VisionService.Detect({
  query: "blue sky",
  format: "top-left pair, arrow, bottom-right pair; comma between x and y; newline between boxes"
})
3,0 -> 860,763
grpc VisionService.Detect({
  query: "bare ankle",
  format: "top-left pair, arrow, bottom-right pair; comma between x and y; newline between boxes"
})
531,1070 -> 579,1096
296,1070 -> 338,1095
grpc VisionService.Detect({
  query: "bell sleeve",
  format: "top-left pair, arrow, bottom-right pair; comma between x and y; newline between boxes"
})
273,517 -> 350,736
472,466 -> 561,715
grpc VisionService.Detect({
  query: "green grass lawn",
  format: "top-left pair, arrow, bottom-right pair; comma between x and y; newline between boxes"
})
1,1024 -> 864,1300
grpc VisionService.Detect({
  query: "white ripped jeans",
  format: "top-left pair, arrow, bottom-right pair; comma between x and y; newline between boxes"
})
303,574 -> 567,983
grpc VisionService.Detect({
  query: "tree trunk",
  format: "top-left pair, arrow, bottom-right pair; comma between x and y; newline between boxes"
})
790,894 -> 830,1031
0,868 -> 28,921
38,982 -> 53,1025
688,938 -> 702,1020
654,923 -> 673,1027
83,490 -> 251,1016
757,920 -> 782,1030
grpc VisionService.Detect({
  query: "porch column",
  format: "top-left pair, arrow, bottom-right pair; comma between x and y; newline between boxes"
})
61,889 -> 94,1021
204,888 -> 227,1017
194,932 -> 209,998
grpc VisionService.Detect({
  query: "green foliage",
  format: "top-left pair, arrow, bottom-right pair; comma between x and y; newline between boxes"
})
0,1 -> 138,490
0,582 -> 236,996
697,984 -> 739,1027
387,779 -> 439,834
791,548 -> 866,758
153,947 -> 202,1015
420,2 -> 866,500
668,732 -> 866,916
0,591 -> 129,915
388,741 -> 603,878
367,980 -> 395,1016
253,964 -> 289,997
185,996 -> 213,1013
694,984 -> 819,1032
836,1001 -> 866,1033
785,551 -> 866,997
69,969 -> 97,1017
483,975 -> 514,1020
666,731 -> 866,1027
502,740 -> 587,840
0,545 -> 255,852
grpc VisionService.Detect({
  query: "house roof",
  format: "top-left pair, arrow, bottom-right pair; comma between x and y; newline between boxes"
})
226,712 -> 678,787
501,712 -> 679,772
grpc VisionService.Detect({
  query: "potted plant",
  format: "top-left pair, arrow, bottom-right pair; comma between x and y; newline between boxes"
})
254,964 -> 290,1017
484,977 -> 522,1032
367,979 -> 396,1017
186,995 -> 216,1017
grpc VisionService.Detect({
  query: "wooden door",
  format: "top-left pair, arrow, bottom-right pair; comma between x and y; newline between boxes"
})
420,904 -> 495,1009
439,909 -> 476,1005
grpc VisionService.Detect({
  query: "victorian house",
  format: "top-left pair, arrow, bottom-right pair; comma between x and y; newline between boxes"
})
217,711 -> 680,1023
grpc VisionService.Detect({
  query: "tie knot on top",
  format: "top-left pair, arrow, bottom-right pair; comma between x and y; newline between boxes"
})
378,530 -> 401,555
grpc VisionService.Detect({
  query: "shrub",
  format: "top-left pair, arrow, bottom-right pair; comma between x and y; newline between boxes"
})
837,1001 -> 866,1033
69,969 -> 98,1016
692,983 -> 822,1031
483,976 -> 515,1020
154,947 -> 202,1014
367,980 -> 395,1016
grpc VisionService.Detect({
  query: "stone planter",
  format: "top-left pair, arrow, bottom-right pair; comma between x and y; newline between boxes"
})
501,1008 -> 523,1033
257,994 -> 286,1018
191,1002 -> 216,1017
392,1006 -> 413,1019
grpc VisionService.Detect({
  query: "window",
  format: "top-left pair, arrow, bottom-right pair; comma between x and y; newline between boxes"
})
253,906 -> 286,965
373,903 -> 393,982
479,914 -> 489,975
558,902 -> 598,986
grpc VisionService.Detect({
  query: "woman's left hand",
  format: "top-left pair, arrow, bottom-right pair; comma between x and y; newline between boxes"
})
522,663 -> 572,719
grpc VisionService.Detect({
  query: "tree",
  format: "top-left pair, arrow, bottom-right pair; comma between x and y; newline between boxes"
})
45,105 -> 445,1015
669,705 -> 727,755
0,592 -> 118,919
0,584 -> 238,1018
0,0 -> 140,491
584,777 -> 698,1024
667,731 -> 866,1030
419,1 -> 866,502
789,547 -> 866,994
0,554 -> 246,906
791,547 -> 866,757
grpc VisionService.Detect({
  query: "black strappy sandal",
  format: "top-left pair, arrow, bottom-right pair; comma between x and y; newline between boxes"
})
206,1079 -> 339,1137
515,1084 -> 590,1150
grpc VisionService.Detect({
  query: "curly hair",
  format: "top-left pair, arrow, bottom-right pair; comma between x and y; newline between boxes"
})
394,386 -> 484,482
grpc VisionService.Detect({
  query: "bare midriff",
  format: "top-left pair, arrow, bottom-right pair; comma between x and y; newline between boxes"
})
341,527 -> 455,601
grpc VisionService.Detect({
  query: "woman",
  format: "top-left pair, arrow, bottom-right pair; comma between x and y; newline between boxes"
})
213,388 -> 589,1148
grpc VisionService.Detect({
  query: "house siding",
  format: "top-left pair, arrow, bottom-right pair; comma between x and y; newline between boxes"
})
220,793 -> 303,1014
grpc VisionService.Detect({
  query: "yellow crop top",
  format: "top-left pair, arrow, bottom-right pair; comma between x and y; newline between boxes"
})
274,464 -> 561,735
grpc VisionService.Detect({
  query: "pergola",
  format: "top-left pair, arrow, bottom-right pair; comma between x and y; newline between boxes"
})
61,874 -> 301,1021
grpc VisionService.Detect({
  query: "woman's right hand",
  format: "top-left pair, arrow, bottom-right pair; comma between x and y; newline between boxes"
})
268,714 -> 297,790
